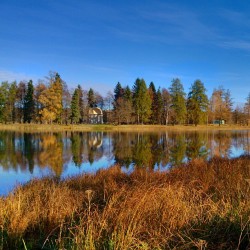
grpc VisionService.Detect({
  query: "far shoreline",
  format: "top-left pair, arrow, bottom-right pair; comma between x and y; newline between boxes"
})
0,123 -> 249,132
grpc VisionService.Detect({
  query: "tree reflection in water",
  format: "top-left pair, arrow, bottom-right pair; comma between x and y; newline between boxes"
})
0,130 -> 248,176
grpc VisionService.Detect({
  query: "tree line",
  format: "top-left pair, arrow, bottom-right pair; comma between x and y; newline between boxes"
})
0,71 -> 249,125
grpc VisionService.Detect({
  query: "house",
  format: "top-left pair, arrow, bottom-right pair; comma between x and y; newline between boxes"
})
213,119 -> 225,125
88,107 -> 103,124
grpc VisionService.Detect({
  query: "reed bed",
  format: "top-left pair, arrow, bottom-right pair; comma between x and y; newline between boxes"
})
0,156 -> 249,249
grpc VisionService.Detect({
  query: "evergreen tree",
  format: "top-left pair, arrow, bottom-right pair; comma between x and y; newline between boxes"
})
16,81 -> 27,123
169,78 -> 187,124
114,82 -> 124,102
155,88 -> 163,124
24,80 -> 35,123
88,88 -> 96,108
0,82 -> 8,122
113,82 -> 124,116
77,85 -> 84,122
187,79 -> 208,126
148,82 -> 158,124
54,73 -> 63,123
133,78 -> 152,124
70,88 -> 80,124
124,85 -> 132,102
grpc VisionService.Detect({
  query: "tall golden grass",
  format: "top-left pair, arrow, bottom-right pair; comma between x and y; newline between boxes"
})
0,156 -> 249,249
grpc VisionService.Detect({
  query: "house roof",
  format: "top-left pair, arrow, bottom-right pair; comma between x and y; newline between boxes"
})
89,107 -> 103,115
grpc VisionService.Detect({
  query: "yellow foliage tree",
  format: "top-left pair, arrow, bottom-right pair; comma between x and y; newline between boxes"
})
39,73 -> 63,124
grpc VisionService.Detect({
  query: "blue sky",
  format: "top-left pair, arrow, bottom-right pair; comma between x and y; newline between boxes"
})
0,0 -> 250,104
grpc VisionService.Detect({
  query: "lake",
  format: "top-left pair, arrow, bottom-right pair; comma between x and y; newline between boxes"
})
0,130 -> 249,195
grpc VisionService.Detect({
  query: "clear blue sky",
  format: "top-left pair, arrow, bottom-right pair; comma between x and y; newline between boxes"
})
0,0 -> 250,104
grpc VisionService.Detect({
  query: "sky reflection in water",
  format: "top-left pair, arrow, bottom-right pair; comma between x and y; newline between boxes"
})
0,130 -> 249,196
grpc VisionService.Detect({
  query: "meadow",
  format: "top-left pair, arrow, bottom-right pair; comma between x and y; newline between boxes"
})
0,156 -> 249,249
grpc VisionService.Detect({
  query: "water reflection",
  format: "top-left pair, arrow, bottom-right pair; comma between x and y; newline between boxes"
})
0,130 -> 249,194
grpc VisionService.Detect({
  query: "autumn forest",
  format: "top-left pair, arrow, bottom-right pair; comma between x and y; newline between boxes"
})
0,71 -> 249,126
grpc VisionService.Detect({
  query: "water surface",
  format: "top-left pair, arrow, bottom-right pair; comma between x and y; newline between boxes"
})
0,130 -> 249,195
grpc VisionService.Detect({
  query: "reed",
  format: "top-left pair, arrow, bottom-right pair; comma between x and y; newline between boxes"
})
0,156 -> 249,249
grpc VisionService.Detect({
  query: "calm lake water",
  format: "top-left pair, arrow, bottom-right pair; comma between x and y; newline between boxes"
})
0,130 -> 249,196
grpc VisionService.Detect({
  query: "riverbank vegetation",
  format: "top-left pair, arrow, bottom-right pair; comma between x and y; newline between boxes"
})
0,156 -> 249,249
0,71 -> 249,126
0,123 -> 249,133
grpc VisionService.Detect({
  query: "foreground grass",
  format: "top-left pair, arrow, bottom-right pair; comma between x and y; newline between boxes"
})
0,123 -> 249,132
0,156 -> 250,249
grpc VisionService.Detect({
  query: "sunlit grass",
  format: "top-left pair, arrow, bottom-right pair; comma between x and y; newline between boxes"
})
0,156 -> 249,249
0,123 -> 249,132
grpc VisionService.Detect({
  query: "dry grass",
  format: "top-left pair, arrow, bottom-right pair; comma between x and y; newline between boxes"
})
0,156 -> 249,249
0,123 -> 249,133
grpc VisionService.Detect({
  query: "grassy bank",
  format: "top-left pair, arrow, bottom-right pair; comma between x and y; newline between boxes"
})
0,156 -> 249,249
0,123 -> 249,132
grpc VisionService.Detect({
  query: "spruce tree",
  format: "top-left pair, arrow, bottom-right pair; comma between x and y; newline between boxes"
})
133,78 -> 152,124
70,88 -> 80,124
149,82 -> 158,124
77,85 -> 84,122
88,88 -> 96,108
24,80 -> 35,123
114,82 -> 124,101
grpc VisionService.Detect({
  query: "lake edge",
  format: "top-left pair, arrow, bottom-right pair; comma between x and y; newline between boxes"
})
0,123 -> 249,132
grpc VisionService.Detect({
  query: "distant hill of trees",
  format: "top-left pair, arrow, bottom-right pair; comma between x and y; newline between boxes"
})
0,71 -> 249,125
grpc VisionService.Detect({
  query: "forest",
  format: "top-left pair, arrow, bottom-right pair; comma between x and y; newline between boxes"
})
0,71 -> 249,125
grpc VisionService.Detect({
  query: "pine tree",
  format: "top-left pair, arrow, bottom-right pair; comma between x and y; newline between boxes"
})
187,79 -> 208,126
24,80 -> 35,123
169,78 -> 187,124
133,78 -> 152,124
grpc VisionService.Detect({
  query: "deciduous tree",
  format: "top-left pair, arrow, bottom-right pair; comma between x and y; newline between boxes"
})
39,73 -> 63,124
162,88 -> 172,125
